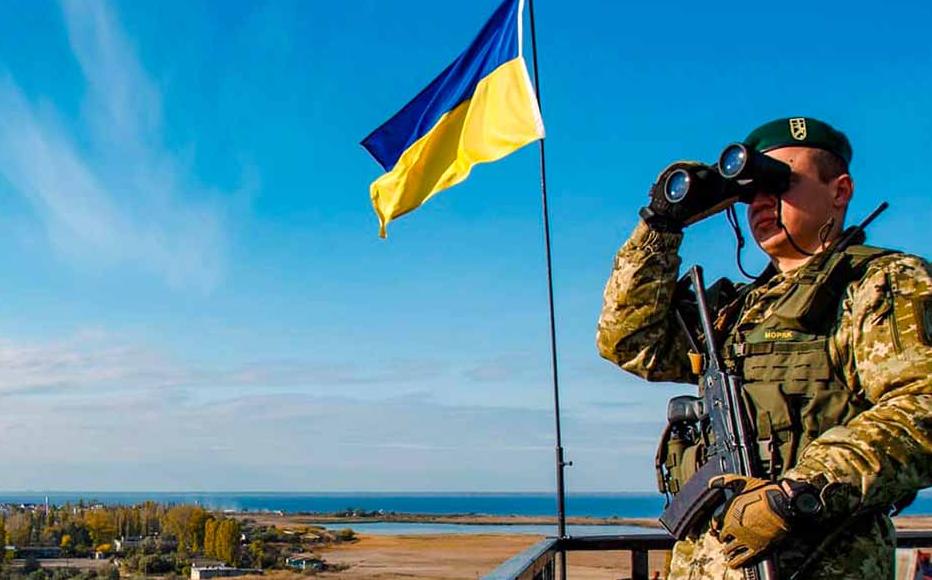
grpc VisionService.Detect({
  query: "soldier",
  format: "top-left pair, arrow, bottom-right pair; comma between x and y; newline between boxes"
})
596,117 -> 932,579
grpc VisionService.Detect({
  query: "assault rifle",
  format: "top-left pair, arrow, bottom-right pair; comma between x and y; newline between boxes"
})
659,265 -> 777,580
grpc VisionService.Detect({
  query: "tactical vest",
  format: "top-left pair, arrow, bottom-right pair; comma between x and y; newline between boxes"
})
658,243 -> 895,495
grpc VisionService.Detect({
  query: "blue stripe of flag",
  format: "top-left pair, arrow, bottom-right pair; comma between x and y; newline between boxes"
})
361,0 -> 521,172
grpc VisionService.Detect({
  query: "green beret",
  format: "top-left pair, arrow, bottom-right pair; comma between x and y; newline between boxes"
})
744,117 -> 852,166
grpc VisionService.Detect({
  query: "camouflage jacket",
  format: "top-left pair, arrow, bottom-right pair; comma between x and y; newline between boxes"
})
597,220 -> 932,579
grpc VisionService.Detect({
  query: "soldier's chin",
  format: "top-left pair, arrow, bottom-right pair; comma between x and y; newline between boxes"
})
752,223 -> 780,245
753,229 -> 786,255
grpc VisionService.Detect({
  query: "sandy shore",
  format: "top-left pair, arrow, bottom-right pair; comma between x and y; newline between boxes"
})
311,534 -> 669,579
237,512 -> 661,528
892,515 -> 932,530
233,514 -> 932,579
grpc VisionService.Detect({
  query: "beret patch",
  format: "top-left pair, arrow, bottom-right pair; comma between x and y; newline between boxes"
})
744,117 -> 852,166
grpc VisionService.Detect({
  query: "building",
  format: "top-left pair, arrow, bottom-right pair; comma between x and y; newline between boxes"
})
113,536 -> 143,552
10,546 -> 62,559
190,565 -> 262,580
285,555 -> 324,571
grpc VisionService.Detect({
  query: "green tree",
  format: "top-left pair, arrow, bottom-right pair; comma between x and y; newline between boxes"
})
247,540 -> 264,569
61,520 -> 93,555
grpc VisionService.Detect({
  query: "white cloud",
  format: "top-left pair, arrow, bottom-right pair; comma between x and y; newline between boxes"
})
0,333 -> 661,491
0,333 -> 176,395
0,388 -> 660,491
0,1 -> 233,291
0,332 -> 451,398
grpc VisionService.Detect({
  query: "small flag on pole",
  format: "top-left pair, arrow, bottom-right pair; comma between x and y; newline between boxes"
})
361,0 -> 544,238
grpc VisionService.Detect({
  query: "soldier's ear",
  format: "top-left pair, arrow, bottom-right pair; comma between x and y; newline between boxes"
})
831,174 -> 853,209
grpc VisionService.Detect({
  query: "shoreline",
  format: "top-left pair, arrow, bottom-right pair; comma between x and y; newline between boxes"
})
235,511 -> 932,530
232,511 -> 662,527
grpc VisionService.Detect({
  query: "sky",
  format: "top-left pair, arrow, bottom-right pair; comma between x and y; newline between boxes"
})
0,0 -> 929,493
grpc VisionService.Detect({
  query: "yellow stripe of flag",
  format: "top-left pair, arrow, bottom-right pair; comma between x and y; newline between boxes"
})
361,0 -> 544,238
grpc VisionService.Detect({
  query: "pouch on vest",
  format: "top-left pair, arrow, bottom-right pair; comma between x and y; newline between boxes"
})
656,395 -> 706,496
727,245 -> 891,477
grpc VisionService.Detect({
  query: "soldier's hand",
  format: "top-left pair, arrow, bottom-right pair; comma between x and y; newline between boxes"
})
708,474 -> 802,568
639,161 -> 738,232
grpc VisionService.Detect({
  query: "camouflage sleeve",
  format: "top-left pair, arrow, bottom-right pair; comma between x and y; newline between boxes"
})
784,253 -> 932,516
595,220 -> 693,383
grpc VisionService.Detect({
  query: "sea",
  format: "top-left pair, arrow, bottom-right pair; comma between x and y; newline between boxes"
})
2,491 -> 929,536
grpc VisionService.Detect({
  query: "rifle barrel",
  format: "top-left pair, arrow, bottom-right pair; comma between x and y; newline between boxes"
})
689,266 -> 722,371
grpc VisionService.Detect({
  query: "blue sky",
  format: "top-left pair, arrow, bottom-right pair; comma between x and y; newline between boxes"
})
0,0 -> 928,492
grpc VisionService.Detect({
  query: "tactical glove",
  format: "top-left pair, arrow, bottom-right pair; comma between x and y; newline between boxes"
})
640,161 -> 739,232
709,474 -> 822,569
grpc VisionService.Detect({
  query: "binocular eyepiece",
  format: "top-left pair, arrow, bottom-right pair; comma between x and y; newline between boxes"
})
662,143 -> 791,205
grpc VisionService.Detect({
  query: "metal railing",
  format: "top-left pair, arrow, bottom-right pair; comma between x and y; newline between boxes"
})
483,530 -> 932,580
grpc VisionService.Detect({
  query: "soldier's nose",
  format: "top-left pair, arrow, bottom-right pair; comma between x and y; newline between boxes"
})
749,191 -> 777,211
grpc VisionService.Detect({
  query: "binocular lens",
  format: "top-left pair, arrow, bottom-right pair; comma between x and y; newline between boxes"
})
719,144 -> 747,179
664,169 -> 690,203
717,142 -> 791,197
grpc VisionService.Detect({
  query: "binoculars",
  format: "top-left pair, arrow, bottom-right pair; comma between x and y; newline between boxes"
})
663,143 -> 792,205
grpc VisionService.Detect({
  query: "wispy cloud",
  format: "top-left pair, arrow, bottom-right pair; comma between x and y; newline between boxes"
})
0,332 -> 175,395
0,332 -> 448,398
462,354 -> 534,383
0,1 -> 234,290
0,331 -> 664,490
0,388 -> 660,491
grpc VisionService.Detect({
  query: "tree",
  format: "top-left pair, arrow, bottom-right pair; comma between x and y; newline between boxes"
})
247,540 -> 265,569
84,510 -> 116,546
61,520 -> 93,555
6,512 -> 33,547
161,506 -> 209,553
203,519 -> 218,559
214,519 -> 240,565
113,506 -> 142,539
140,501 -> 163,537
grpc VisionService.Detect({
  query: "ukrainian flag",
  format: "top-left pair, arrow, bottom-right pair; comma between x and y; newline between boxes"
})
361,0 -> 544,238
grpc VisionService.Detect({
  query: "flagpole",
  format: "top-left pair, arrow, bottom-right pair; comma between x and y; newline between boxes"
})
526,0 -> 570,557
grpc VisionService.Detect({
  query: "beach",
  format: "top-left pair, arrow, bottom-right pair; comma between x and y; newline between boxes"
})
234,513 -> 932,579
312,533 -> 671,579
237,512 -> 662,528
